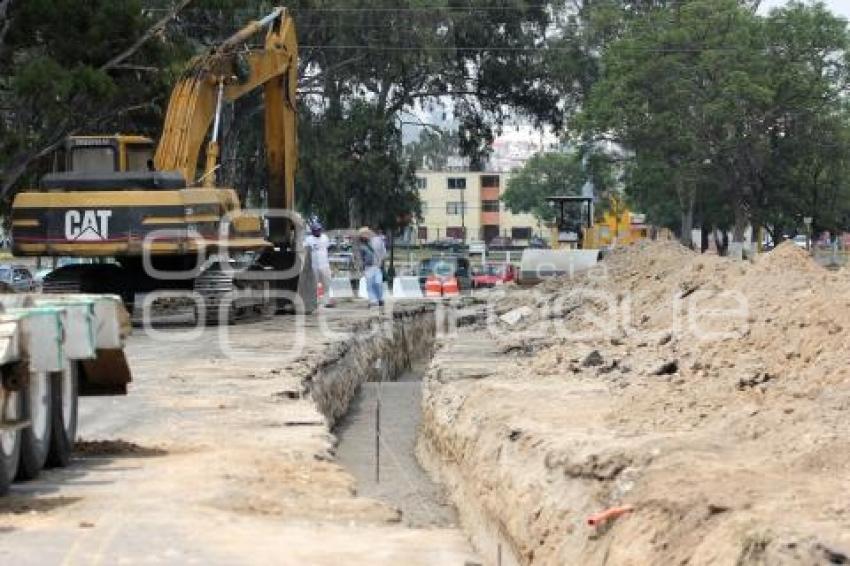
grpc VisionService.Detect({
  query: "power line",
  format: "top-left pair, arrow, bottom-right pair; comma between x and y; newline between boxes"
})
157,5 -> 552,14
298,44 -> 842,53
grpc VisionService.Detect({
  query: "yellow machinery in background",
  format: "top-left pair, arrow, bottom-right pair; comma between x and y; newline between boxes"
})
10,7 -> 315,325
546,195 -> 647,250
519,195 -> 648,283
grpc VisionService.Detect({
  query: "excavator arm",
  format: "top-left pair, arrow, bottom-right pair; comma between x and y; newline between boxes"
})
153,7 -> 298,234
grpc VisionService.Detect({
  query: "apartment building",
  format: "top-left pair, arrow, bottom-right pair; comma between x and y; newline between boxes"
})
413,171 -> 541,243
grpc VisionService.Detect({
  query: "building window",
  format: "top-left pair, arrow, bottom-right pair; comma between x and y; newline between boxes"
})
481,175 -> 500,188
447,177 -> 467,190
416,177 -> 427,190
446,227 -> 465,239
511,227 -> 532,240
483,225 -> 500,242
446,202 -> 466,215
481,200 -> 500,212
418,226 -> 428,241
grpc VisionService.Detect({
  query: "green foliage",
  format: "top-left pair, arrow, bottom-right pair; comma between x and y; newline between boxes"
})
404,128 -> 460,171
283,0 -> 562,228
502,152 -> 583,222
0,0 -> 189,193
4,0 -> 850,241
296,100 -> 420,231
578,0 -> 850,242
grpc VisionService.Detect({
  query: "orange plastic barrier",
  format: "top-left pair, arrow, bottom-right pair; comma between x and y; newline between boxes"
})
425,276 -> 442,298
442,277 -> 460,297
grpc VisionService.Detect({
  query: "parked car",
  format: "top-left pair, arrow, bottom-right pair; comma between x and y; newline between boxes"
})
428,238 -> 465,252
528,236 -> 549,249
792,234 -> 808,248
328,251 -> 355,278
467,240 -> 486,255
488,236 -> 514,250
0,265 -> 36,292
472,263 -> 517,288
418,256 -> 472,291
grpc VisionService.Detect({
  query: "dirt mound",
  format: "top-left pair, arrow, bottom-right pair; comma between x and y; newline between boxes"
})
429,240 -> 850,564
755,240 -> 822,273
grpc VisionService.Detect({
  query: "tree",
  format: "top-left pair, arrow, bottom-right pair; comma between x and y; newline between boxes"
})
581,0 -> 767,246
287,0 -> 563,228
404,128 -> 460,171
502,152 -> 584,223
176,0 -> 565,229
0,0 -> 194,197
749,2 -> 850,241
579,0 -> 850,248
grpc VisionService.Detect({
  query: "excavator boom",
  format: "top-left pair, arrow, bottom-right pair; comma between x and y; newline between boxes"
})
154,7 -> 298,228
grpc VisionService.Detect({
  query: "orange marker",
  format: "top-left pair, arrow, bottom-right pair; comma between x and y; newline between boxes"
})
587,505 -> 634,527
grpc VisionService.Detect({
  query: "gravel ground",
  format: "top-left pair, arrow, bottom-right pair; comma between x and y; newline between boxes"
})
0,307 -> 477,565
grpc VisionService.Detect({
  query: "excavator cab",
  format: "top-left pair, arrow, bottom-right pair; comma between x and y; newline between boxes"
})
547,196 -> 595,250
49,136 -> 155,175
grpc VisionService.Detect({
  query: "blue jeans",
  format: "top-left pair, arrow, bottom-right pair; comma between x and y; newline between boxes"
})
365,266 -> 384,305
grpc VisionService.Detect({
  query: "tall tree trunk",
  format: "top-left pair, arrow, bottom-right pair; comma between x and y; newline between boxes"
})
732,202 -> 748,243
681,207 -> 694,249
678,177 -> 695,249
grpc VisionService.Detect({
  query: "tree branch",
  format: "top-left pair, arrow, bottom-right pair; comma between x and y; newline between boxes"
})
110,64 -> 161,73
100,0 -> 194,71
298,56 -> 366,90
0,0 -> 14,56
1,102 -> 158,197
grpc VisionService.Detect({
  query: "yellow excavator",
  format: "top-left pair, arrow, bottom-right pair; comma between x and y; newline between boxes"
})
519,195 -> 649,283
10,7 -> 315,322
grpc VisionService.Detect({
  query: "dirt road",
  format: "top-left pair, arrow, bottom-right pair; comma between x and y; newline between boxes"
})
0,308 -> 476,565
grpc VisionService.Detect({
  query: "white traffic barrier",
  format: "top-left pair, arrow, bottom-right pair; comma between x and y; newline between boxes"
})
36,299 -> 96,359
358,277 -> 391,301
329,277 -> 355,299
519,249 -> 600,283
0,308 -> 63,372
392,276 -> 424,299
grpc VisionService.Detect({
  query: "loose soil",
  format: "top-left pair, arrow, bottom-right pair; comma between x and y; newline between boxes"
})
420,241 -> 850,565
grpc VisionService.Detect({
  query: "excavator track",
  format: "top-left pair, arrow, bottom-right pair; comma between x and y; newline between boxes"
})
42,264 -> 131,300
192,261 -> 275,325
42,263 -> 273,326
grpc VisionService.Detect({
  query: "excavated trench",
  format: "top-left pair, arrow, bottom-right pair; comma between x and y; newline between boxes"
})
334,363 -> 459,528
306,304 -> 519,565
308,305 -> 460,529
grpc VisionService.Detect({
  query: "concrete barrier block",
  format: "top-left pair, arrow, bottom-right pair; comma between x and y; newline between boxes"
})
358,277 -> 369,299
392,277 -> 423,299
329,277 -> 354,299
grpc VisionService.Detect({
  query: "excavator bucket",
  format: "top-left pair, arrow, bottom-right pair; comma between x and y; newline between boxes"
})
80,349 -> 132,396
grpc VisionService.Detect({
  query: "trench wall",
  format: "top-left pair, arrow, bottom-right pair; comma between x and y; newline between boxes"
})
307,305 -> 436,428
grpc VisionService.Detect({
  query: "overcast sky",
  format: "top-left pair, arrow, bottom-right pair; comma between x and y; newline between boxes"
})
759,0 -> 850,18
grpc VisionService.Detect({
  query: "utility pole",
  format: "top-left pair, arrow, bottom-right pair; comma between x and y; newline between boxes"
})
460,185 -> 466,243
